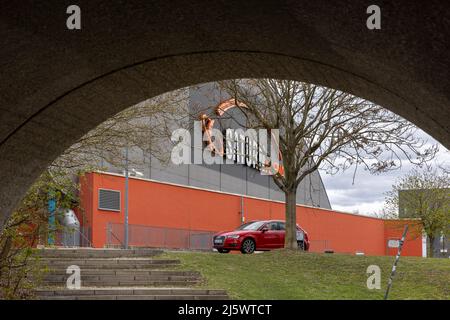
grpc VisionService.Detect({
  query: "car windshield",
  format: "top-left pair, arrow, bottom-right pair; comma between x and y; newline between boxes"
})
235,221 -> 266,231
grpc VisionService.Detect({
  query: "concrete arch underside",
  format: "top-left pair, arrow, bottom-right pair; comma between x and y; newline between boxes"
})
0,1 -> 449,229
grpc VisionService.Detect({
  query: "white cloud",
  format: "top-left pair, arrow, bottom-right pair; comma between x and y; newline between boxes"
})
319,130 -> 449,216
332,201 -> 385,216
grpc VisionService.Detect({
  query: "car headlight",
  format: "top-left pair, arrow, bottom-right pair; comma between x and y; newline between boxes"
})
226,234 -> 240,239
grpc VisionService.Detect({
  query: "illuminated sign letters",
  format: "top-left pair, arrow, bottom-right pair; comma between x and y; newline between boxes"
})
170,122 -> 281,176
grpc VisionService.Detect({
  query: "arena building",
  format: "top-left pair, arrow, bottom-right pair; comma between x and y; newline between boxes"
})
73,83 -> 422,256
96,83 -> 332,209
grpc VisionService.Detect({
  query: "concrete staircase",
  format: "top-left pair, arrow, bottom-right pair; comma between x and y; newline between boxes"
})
34,248 -> 228,300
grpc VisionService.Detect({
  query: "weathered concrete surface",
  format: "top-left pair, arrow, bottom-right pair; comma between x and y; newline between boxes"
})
0,1 -> 449,229
34,248 -> 227,300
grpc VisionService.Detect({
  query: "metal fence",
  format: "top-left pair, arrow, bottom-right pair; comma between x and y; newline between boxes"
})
53,226 -> 92,247
308,239 -> 332,253
106,223 -> 216,251
105,223 -> 332,253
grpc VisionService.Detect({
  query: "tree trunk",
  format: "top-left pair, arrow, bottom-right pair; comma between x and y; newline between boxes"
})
428,235 -> 435,258
0,235 -> 13,277
284,189 -> 298,250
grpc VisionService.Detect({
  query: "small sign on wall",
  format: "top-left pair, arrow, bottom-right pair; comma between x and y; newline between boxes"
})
387,239 -> 400,248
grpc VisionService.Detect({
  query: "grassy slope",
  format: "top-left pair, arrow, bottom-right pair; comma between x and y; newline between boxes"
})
162,250 -> 449,300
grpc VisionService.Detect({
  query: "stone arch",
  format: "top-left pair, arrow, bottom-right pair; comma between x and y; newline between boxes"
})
0,1 -> 448,229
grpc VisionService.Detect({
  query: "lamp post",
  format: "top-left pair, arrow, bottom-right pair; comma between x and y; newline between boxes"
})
123,147 -> 144,249
124,146 -> 129,249
384,224 -> 409,300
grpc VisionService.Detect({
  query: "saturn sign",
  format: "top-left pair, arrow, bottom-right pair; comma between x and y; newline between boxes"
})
171,99 -> 283,176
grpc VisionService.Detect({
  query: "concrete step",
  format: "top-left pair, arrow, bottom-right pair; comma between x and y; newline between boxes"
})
42,280 -> 201,287
40,259 -> 181,269
43,269 -> 200,277
33,249 -> 229,300
43,274 -> 200,281
37,268 -> 202,287
36,288 -> 229,300
38,294 -> 229,300
35,248 -> 163,259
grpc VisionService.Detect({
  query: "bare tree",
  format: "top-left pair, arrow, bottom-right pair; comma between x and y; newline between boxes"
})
219,79 -> 437,250
383,165 -> 450,257
51,89 -> 189,172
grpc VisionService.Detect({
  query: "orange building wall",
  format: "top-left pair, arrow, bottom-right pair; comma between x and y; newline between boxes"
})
384,220 -> 423,257
80,172 -> 422,256
78,173 -> 95,228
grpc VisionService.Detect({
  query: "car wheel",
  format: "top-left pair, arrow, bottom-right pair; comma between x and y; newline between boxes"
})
218,249 -> 230,253
297,241 -> 305,251
240,238 -> 256,254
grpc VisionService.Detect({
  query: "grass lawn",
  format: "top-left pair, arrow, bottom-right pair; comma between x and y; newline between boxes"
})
162,250 -> 449,300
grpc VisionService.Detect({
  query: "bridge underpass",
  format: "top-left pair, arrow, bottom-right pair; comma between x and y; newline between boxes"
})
0,1 -> 449,230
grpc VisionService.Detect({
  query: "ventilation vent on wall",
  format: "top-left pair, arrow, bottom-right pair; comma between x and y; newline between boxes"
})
98,189 -> 121,212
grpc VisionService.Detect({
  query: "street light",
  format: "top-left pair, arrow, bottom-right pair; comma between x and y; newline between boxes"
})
123,146 -> 144,250
124,146 -> 129,249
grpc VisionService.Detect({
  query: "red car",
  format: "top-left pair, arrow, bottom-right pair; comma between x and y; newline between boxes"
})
213,220 -> 310,254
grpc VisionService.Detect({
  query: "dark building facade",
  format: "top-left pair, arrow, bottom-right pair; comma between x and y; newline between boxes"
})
99,82 -> 331,209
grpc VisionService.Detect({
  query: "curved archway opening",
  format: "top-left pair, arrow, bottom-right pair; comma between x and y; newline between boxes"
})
1,50 -> 448,231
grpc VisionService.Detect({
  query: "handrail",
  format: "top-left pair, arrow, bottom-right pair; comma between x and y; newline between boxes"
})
107,226 -> 125,248
49,225 -> 93,248
75,228 -> 93,247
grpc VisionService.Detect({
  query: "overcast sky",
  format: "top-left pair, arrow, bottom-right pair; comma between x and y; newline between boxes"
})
319,130 -> 450,217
